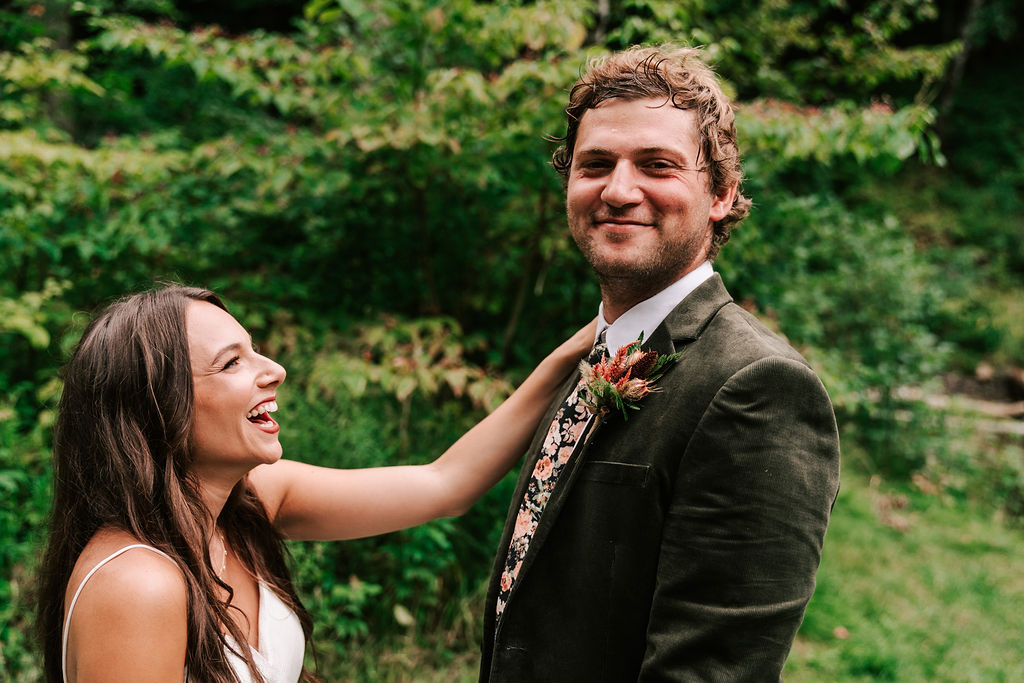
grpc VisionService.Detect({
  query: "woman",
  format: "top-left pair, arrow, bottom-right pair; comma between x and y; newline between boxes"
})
36,285 -> 595,683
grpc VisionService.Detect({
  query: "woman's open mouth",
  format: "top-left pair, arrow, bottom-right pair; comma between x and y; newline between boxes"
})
246,400 -> 279,432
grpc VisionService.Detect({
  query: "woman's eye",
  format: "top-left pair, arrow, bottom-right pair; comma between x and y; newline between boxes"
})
222,356 -> 240,371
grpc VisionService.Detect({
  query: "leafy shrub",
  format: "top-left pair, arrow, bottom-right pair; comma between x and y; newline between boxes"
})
0,394 -> 51,680
719,188 -> 950,476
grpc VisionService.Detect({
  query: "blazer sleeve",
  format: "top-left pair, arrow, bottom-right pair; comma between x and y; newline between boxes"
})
639,356 -> 841,682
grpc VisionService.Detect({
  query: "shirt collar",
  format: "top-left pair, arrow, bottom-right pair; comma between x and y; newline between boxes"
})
596,261 -> 714,355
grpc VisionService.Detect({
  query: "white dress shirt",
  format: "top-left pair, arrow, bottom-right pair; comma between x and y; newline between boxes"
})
595,261 -> 714,355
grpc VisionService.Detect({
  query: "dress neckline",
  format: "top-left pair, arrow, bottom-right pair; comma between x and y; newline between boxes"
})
224,580 -> 269,657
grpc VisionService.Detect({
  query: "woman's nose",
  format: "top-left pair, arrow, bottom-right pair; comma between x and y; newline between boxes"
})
258,355 -> 286,387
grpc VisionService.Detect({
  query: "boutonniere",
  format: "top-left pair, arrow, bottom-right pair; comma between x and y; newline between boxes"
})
577,333 -> 681,422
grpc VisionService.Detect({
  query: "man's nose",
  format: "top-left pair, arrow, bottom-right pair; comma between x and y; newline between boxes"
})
600,161 -> 644,207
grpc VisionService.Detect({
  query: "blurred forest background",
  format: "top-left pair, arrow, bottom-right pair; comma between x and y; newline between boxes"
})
2,0 -> 1023,680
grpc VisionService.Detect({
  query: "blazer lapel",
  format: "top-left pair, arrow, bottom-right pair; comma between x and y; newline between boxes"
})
660,273 -> 733,346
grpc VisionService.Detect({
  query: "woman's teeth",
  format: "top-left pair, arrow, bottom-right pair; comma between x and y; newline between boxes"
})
246,400 -> 278,419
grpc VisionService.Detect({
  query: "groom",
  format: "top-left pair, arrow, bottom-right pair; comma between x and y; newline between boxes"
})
481,46 -> 841,681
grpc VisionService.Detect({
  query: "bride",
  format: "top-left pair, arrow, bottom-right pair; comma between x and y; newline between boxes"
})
36,285 -> 594,682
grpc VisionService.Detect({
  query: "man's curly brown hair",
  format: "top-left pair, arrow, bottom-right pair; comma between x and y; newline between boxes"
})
552,45 -> 752,260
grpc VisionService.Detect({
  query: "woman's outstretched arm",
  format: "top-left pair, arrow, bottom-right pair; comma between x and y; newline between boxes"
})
249,319 -> 597,541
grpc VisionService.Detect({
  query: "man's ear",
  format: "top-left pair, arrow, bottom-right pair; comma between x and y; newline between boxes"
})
709,184 -> 738,222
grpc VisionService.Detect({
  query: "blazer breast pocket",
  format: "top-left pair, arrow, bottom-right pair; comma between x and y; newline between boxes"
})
580,461 -> 651,488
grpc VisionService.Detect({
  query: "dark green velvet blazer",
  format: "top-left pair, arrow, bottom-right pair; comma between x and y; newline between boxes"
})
480,274 -> 841,682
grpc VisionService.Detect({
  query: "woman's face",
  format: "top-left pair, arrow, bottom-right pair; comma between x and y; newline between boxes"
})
187,300 -> 287,475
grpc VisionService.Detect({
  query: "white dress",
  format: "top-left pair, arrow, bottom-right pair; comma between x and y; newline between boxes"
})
62,544 -> 305,683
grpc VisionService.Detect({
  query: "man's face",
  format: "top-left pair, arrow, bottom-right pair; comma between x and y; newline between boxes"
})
566,98 -> 735,292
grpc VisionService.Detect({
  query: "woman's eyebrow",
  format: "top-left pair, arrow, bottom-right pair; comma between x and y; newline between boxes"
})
210,341 -> 245,366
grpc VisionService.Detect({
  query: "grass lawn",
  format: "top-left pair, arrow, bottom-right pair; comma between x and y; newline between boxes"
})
785,467 -> 1024,682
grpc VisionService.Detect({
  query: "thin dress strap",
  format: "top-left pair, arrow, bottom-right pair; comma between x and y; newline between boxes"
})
61,544 -> 177,683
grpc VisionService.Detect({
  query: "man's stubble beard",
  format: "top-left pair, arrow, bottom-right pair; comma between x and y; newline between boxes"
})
574,225 -> 708,306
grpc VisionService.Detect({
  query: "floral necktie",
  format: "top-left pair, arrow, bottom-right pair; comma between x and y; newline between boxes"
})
495,332 -> 607,620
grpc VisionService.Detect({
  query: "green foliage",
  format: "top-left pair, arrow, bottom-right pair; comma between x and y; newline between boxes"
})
599,0 -> 958,104
740,100 -> 941,172
0,398 -> 51,680
0,38 -> 104,127
844,64 -> 1024,369
307,317 -> 513,411
0,280 -> 69,351
1,0 -> 958,345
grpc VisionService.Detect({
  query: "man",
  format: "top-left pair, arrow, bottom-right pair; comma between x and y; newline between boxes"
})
480,46 -> 841,682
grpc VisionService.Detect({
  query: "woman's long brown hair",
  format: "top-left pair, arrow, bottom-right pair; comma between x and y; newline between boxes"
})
36,286 -> 317,682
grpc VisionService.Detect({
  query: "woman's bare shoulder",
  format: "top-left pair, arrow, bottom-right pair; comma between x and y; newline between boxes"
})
64,529 -> 190,680
68,528 -> 188,621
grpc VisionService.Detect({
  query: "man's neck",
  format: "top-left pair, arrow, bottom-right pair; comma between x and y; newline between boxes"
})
599,288 -> 650,325
599,264 -> 702,324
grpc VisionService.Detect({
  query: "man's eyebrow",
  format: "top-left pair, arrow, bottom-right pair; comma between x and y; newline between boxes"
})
576,146 -> 692,160
575,146 -> 615,156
